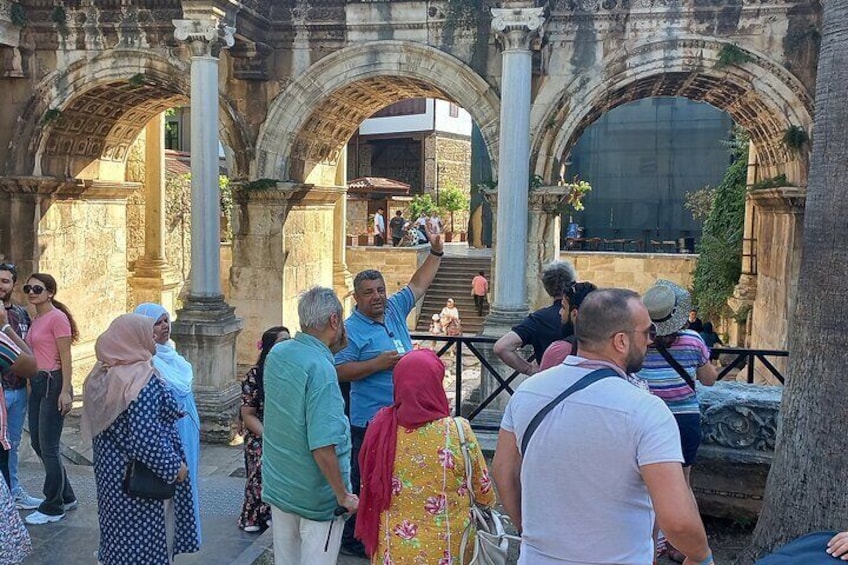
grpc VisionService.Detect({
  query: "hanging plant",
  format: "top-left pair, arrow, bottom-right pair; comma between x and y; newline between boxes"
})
782,125 -> 809,153
715,43 -> 752,69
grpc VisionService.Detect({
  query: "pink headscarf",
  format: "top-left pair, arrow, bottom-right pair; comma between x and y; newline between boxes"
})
355,349 -> 450,556
81,314 -> 157,440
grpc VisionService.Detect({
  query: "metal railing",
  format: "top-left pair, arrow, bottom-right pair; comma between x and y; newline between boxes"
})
410,335 -> 790,429
712,347 -> 788,384
410,334 -> 533,431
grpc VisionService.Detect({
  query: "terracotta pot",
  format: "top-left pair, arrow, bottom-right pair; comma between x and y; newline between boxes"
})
444,231 -> 454,243
346,235 -> 354,246
358,234 -> 370,246
459,232 -> 467,242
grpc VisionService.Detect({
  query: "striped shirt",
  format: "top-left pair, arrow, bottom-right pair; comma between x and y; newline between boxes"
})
637,330 -> 710,415
0,332 -> 22,450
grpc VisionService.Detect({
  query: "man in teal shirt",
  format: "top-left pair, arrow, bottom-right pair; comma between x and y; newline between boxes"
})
262,287 -> 358,565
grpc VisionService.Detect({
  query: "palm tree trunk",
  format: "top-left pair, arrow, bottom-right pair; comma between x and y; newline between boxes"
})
740,1 -> 848,561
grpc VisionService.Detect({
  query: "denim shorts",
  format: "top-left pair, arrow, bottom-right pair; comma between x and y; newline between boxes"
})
674,413 -> 702,467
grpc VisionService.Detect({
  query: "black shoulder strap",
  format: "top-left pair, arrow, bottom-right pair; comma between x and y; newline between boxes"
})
520,368 -> 620,455
654,342 -> 696,390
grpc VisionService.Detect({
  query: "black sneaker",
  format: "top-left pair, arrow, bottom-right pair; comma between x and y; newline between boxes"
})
339,540 -> 368,558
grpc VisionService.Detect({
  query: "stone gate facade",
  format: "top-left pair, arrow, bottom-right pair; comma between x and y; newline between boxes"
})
0,0 -> 819,438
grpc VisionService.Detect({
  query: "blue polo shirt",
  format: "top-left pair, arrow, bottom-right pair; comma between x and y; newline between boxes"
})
262,332 -> 352,521
334,286 -> 415,427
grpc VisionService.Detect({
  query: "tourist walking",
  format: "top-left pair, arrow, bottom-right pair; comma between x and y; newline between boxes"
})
439,298 -> 462,336
23,272 -> 78,525
699,321 -> 723,350
0,329 -> 34,565
238,325 -> 290,533
82,314 -> 198,565
389,210 -> 405,247
539,281 -> 598,370
492,289 -> 713,565
355,349 -> 495,563
134,302 -> 202,544
374,207 -> 386,247
494,260 -> 577,375
262,287 -> 357,565
0,262 -> 43,510
335,228 -> 444,557
470,270 -> 488,316
639,280 -> 717,562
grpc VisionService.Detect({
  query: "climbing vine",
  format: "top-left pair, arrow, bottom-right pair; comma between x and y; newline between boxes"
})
691,130 -> 748,322
715,43 -> 752,69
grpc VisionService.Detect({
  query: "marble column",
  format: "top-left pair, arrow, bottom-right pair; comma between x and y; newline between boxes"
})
728,143 -> 759,346
171,16 -> 243,443
129,114 -> 180,312
333,192 -> 354,313
486,7 -> 545,332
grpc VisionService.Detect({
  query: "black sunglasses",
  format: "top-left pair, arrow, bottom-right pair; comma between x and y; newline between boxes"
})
23,284 -> 46,295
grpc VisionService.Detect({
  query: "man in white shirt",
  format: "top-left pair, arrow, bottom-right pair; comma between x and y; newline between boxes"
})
492,288 -> 713,565
373,208 -> 386,247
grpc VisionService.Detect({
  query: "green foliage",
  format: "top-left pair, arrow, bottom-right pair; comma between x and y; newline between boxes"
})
439,183 -> 469,233
128,73 -> 146,86
751,174 -> 790,190
715,43 -> 753,69
685,185 -> 717,224
691,140 -> 748,321
11,3 -> 27,27
409,193 -> 439,220
561,177 -> 592,213
41,108 -> 61,124
782,125 -> 809,153
242,178 -> 278,191
51,6 -> 67,32
219,176 -> 232,242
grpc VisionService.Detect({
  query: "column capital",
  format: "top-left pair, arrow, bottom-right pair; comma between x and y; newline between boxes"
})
528,185 -> 572,214
491,7 -> 545,52
172,17 -> 235,57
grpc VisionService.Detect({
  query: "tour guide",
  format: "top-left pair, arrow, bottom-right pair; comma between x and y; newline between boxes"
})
334,229 -> 443,557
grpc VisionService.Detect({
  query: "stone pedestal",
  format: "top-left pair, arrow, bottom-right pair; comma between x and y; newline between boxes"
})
527,186 -> 571,310
747,186 -> 805,384
171,298 -> 243,443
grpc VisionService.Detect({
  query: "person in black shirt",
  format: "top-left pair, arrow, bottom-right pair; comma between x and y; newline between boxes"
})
493,260 -> 577,375
389,210 -> 405,247
686,309 -> 704,332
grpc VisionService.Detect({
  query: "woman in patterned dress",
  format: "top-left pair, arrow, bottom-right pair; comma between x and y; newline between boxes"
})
356,349 -> 495,564
0,329 -> 35,564
238,325 -> 289,532
134,302 -> 202,544
82,314 -> 199,565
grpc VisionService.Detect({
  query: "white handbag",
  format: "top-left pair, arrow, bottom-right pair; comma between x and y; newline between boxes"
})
454,417 -> 517,565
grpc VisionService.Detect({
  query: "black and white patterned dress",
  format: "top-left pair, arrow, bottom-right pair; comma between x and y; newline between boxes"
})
92,376 -> 199,565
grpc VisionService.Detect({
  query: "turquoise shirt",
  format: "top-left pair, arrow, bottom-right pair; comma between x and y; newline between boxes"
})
261,332 -> 352,521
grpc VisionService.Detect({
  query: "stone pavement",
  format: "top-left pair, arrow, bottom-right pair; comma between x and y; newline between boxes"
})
15,438 -> 371,565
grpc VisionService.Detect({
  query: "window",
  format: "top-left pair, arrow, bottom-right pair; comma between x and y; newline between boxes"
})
449,102 -> 459,118
165,121 -> 180,150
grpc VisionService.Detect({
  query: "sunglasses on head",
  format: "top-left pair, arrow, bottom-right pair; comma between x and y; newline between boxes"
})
23,284 -> 46,295
0,263 -> 16,276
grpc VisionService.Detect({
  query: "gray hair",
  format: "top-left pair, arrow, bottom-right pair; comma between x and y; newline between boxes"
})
576,288 -> 641,347
353,269 -> 384,293
297,286 -> 343,331
541,260 -> 577,298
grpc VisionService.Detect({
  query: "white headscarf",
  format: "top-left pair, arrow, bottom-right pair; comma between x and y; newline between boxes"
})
133,303 -> 194,398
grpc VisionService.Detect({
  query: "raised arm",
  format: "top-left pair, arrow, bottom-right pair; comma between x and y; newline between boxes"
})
408,231 -> 444,301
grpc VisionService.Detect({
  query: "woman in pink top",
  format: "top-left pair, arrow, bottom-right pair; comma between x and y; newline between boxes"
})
23,273 -> 78,525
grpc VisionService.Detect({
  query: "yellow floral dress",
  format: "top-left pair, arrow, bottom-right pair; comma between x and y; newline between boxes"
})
373,416 -> 496,565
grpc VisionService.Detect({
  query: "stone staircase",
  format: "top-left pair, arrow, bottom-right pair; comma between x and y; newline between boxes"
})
416,255 -> 492,335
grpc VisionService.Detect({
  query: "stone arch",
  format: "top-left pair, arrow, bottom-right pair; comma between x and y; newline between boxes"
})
532,37 -> 814,184
255,41 -> 501,184
6,49 -> 252,180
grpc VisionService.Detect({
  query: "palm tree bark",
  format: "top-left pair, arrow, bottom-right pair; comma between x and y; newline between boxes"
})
740,1 -> 848,561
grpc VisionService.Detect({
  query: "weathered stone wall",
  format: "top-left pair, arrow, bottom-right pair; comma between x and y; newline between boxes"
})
423,134 -> 471,234
37,194 -> 134,389
560,251 -> 697,295
346,245 -> 429,329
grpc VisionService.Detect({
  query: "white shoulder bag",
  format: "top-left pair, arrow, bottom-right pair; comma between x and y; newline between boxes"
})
454,417 -> 517,565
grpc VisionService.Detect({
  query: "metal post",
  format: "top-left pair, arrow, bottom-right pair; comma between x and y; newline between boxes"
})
455,339 -> 463,417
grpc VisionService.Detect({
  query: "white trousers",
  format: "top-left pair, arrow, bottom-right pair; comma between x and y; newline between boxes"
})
271,506 -> 345,565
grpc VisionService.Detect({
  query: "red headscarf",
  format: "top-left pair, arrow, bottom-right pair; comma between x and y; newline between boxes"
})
355,349 -> 450,556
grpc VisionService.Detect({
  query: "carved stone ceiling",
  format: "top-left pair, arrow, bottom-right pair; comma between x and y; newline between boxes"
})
42,79 -> 186,176
567,71 -> 790,167
292,75 -> 452,164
